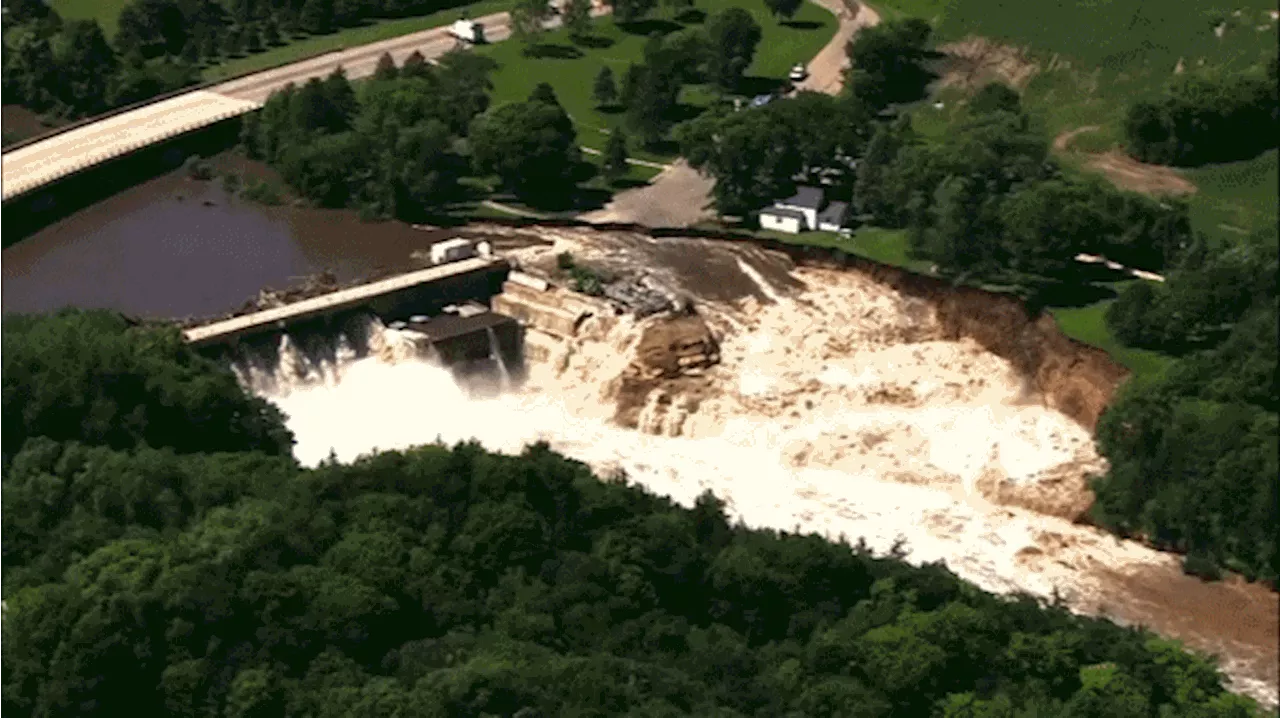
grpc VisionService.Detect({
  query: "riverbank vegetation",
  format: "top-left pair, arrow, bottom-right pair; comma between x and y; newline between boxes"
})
3,309 -> 1274,717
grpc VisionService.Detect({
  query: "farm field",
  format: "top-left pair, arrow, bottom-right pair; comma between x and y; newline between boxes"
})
472,2 -> 837,159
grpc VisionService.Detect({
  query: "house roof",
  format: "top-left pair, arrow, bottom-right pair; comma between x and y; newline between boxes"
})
778,186 -> 824,210
759,207 -> 807,223
818,200 -> 849,225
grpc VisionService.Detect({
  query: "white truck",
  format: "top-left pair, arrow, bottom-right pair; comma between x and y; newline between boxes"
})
449,19 -> 485,44
430,238 -> 478,265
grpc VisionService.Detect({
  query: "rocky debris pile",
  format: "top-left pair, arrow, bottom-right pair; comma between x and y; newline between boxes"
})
610,312 -> 722,434
602,274 -> 676,318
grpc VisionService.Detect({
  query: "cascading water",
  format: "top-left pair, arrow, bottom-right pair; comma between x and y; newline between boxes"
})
486,325 -> 513,390
228,244 -> 1277,706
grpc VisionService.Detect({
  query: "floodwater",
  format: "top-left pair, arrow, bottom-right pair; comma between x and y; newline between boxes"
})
2,160 -> 459,320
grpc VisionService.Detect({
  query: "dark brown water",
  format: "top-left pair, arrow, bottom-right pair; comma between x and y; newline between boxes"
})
2,163 -> 461,320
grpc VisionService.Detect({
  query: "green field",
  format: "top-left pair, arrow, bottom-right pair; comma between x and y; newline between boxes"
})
1049,301 -> 1174,376
894,0 -> 1278,143
472,2 -> 837,158
1184,148 -> 1279,240
48,0 -> 130,36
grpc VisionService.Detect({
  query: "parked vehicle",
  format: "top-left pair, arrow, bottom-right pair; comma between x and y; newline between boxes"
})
450,19 -> 485,44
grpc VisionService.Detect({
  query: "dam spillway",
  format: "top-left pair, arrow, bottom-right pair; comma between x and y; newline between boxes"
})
184,254 -> 511,349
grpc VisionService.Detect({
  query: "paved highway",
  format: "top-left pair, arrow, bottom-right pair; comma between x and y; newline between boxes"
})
211,10 -> 518,104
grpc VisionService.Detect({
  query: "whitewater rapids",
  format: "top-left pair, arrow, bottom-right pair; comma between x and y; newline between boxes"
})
237,241 -> 1278,707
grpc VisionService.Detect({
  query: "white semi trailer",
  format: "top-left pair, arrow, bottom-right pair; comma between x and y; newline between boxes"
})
449,19 -> 485,44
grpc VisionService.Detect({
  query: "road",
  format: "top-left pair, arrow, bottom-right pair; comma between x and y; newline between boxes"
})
211,11 -> 519,104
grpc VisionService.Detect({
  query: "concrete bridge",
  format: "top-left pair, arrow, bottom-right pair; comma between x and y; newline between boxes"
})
184,255 -> 511,349
0,3 -> 613,202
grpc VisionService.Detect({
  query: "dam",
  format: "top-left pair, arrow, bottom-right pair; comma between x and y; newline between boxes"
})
185,239 -> 617,390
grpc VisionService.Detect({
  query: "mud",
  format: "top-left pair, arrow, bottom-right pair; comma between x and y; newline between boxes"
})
936,37 -> 1041,91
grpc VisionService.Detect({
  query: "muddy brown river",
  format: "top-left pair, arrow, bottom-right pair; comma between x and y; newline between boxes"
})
2,160 -> 460,320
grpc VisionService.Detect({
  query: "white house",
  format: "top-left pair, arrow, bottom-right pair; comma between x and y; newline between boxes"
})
757,186 -> 849,234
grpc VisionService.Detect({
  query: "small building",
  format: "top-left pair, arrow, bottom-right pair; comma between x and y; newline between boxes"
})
758,206 -> 808,234
756,186 -> 849,235
817,201 -> 850,232
450,19 -> 485,44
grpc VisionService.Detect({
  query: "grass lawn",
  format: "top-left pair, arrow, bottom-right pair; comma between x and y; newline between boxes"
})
472,1 -> 837,160
1049,302 -> 1174,377
1184,148 -> 1279,243
49,0 -> 131,37
203,0 -> 514,81
754,225 -> 937,273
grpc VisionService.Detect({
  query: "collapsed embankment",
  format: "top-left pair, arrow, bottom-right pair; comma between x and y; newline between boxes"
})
465,218 -> 1130,431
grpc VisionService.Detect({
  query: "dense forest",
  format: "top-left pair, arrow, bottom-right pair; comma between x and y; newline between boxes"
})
1096,228 -> 1278,582
3,309 -> 1274,717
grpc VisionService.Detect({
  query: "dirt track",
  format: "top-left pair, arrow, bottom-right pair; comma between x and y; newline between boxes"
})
1051,126 -> 1197,197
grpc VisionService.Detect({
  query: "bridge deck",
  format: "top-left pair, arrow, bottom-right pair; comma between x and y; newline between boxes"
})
184,257 -> 508,345
1,91 -> 262,201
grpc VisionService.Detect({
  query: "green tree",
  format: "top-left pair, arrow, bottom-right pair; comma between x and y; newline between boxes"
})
603,128 -> 630,181
968,81 -> 1021,116
704,8 -> 762,91
563,0 -> 593,40
469,100 -> 581,198
51,20 -> 119,115
844,18 -> 933,109
762,0 -> 803,21
593,65 -> 618,107
374,51 -> 399,81
608,0 -> 659,24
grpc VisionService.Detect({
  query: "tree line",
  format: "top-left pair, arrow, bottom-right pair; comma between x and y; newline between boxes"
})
1095,227 -> 1278,582
0,0 -> 480,123
1,0 -> 197,121
1124,56 -> 1279,167
240,51 -> 611,214
3,309 -> 1274,717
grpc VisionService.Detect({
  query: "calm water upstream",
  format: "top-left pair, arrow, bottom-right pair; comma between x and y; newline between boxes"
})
2,168 -> 460,320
